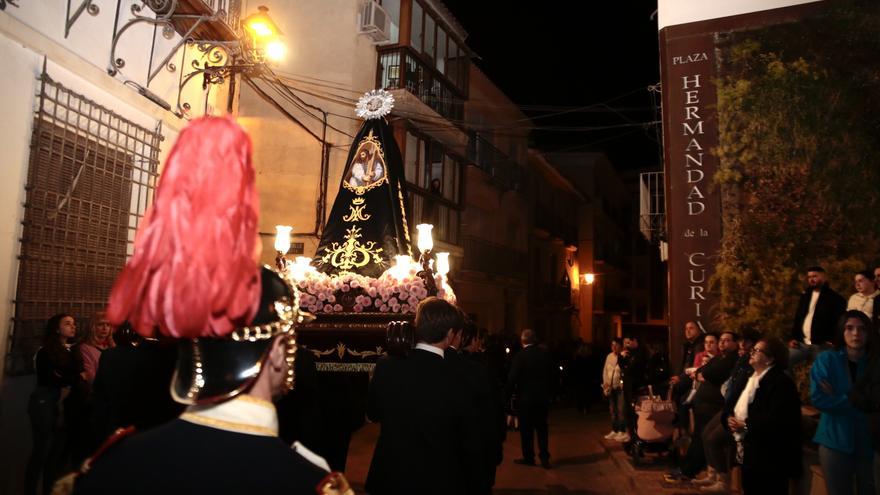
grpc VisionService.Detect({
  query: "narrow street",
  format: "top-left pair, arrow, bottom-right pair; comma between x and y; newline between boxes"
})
345,407 -> 701,495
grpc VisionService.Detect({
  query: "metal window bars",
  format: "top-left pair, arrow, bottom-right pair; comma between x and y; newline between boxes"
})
5,71 -> 162,375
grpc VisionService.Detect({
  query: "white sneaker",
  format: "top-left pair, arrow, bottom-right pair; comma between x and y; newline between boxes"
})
614,432 -> 630,442
699,480 -> 728,492
692,471 -> 717,486
603,431 -> 618,440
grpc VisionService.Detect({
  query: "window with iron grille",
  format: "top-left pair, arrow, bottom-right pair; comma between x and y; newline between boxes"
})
4,72 -> 162,376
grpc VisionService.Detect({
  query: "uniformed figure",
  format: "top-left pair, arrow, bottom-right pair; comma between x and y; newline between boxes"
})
66,117 -> 352,495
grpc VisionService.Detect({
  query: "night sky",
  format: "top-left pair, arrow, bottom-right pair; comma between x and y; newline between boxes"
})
442,2 -> 662,171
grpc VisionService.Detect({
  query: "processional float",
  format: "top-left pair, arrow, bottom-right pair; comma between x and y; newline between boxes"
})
272,90 -> 457,467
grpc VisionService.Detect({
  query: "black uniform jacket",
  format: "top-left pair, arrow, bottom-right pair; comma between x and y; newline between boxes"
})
73,418 -> 328,495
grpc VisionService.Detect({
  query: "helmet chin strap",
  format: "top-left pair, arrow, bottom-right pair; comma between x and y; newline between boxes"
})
284,333 -> 297,392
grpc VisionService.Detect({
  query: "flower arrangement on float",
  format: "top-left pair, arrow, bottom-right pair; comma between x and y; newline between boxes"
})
275,225 -> 456,315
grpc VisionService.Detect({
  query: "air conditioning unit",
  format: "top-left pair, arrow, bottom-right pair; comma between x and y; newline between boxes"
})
359,1 -> 391,42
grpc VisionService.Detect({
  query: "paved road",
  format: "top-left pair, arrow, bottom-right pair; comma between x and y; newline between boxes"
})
344,406 -> 705,494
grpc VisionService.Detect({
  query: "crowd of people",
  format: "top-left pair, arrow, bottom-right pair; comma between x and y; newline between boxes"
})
598,264 -> 880,494
21,115 -> 880,495
19,116 -> 568,495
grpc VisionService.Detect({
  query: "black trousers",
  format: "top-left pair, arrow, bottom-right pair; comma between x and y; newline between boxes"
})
681,404 -> 719,477
518,401 -> 549,461
702,411 -> 734,473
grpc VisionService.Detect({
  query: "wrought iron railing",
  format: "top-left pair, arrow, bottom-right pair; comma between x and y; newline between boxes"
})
377,46 -> 465,123
468,134 -> 525,193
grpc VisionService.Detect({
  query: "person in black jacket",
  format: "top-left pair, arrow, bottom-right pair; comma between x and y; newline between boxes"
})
668,331 -> 739,482
693,329 -> 761,490
618,334 -> 648,440
447,318 -> 502,493
789,266 -> 846,367
367,297 -> 485,494
506,328 -> 554,468
723,338 -> 802,494
463,327 -> 507,485
25,313 -> 79,495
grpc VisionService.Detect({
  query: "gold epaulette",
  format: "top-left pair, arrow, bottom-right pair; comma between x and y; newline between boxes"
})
318,471 -> 355,495
51,426 -> 137,495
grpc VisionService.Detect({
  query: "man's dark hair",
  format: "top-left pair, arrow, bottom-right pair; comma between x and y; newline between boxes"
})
833,310 -> 874,350
703,331 -> 719,341
612,337 -> 623,346
857,269 -> 874,280
720,331 -> 739,342
806,266 -> 826,273
459,314 -> 477,349
414,297 -> 462,344
759,337 -> 790,370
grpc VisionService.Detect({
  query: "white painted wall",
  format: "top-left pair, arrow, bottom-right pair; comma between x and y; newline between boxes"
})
237,0 -> 379,261
0,2 -> 240,488
658,0 -> 822,30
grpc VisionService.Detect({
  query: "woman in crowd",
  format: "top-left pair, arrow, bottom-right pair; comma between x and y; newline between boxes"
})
724,337 -> 801,494
69,312 -> 116,465
78,312 -> 115,385
25,313 -> 79,495
848,269 -> 879,321
850,313 -> 880,495
812,310 -> 875,494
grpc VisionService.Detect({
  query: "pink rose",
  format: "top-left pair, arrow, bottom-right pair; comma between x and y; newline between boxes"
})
353,304 -> 363,312
341,284 -> 350,292
351,280 -> 360,289
308,304 -> 319,313
389,297 -> 398,306
380,304 -> 389,312
328,295 -> 336,303
399,291 -> 410,300
323,304 -> 333,313
362,297 -> 372,307
333,304 -> 343,312
401,304 -> 409,313
408,296 -> 418,306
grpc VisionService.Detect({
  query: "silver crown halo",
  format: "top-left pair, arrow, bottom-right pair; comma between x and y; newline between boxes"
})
356,89 -> 395,120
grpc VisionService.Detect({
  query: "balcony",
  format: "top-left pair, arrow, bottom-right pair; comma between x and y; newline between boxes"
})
147,0 -> 241,42
460,236 -> 527,281
468,134 -> 525,193
377,46 -> 465,123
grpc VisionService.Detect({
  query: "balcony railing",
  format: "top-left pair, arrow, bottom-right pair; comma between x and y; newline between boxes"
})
468,134 -> 525,192
460,236 -> 527,281
378,46 -> 465,123
146,0 -> 241,41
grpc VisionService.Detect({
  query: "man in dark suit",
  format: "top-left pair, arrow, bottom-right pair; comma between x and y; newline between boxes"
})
789,266 -> 846,366
449,320 -> 503,493
506,329 -> 553,468
366,298 -> 484,494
